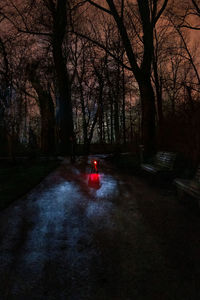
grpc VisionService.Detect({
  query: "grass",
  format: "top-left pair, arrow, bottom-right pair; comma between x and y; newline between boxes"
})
0,160 -> 60,211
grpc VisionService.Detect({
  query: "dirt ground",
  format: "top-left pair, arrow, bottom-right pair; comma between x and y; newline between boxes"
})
0,155 -> 200,300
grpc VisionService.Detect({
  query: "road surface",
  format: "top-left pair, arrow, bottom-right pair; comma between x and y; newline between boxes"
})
1,155 -> 200,300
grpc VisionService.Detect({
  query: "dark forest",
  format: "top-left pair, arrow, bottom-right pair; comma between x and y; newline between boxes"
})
1,2 -> 200,300
0,0 -> 199,161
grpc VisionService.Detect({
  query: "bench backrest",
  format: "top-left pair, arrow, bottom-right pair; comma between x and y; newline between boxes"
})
155,152 -> 176,170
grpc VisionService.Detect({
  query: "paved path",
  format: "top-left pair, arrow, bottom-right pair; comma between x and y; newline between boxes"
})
1,156 -> 200,299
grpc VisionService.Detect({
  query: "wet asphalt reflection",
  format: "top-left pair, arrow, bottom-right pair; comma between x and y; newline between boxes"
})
0,157 -> 122,300
2,156 -> 200,300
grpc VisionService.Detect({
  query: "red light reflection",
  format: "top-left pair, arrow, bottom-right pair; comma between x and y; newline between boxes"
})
88,173 -> 101,189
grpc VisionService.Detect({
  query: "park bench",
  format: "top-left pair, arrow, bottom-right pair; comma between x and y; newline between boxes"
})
174,165 -> 200,202
141,151 -> 177,176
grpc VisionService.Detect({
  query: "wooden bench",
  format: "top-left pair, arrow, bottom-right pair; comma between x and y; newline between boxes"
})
141,151 -> 176,175
174,165 -> 200,201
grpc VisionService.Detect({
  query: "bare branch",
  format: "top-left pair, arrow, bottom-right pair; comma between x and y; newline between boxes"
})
192,0 -> 200,15
181,24 -> 200,30
153,0 -> 168,26
86,0 -> 112,15
70,29 -> 132,72
0,11 -> 51,36
18,29 -> 51,36
170,17 -> 200,85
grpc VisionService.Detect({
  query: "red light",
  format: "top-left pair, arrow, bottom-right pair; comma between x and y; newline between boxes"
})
94,160 -> 97,165
88,173 -> 100,189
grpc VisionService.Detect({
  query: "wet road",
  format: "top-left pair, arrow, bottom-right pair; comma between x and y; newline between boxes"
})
1,156 -> 200,299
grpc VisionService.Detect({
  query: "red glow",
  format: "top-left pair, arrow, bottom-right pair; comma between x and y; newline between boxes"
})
94,160 -> 97,165
88,173 -> 100,189
90,173 -> 99,181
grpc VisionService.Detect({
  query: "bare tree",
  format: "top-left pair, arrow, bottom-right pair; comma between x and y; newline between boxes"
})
75,0 -> 169,155
1,0 -> 74,154
26,61 -> 55,154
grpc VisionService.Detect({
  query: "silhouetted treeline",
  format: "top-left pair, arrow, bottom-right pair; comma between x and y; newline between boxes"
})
0,0 -> 200,162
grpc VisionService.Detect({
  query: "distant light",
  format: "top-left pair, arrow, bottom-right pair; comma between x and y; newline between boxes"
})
94,160 -> 97,165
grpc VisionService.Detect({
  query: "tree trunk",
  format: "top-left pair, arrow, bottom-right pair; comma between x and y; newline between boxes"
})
51,0 -> 74,154
40,100 -> 55,154
105,111 -> 110,143
114,96 -> 119,143
86,107 -> 99,154
53,44 -> 74,154
122,64 -> 126,145
97,81 -> 104,144
139,78 -> 156,156
30,79 -> 55,154
110,95 -> 113,144
79,85 -> 88,150
152,54 -> 163,127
